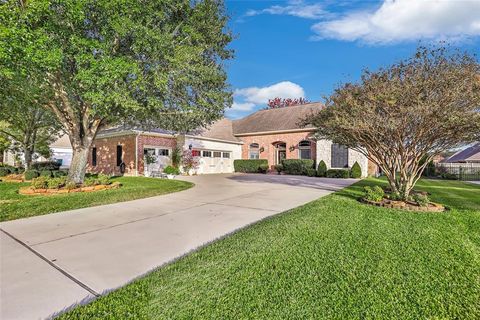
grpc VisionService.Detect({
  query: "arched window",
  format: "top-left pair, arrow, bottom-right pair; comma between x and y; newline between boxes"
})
331,143 -> 348,168
249,143 -> 260,159
298,140 -> 311,159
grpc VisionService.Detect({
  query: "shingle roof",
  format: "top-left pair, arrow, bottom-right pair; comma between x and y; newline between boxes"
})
190,118 -> 241,142
232,102 -> 323,135
444,143 -> 480,163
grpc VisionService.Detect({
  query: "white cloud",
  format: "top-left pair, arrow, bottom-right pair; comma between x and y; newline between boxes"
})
312,0 -> 480,44
234,81 -> 305,105
230,102 -> 256,112
246,0 -> 328,19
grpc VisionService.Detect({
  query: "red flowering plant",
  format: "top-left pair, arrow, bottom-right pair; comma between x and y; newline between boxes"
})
181,149 -> 200,174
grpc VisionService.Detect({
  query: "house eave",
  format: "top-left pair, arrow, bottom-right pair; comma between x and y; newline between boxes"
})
184,134 -> 244,145
233,128 -> 316,137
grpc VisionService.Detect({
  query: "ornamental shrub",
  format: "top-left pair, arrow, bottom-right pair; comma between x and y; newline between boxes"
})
164,165 -> 180,175
281,159 -> 314,175
31,176 -> 48,189
350,161 -> 362,178
31,161 -> 61,171
233,159 -> 268,173
317,160 -> 327,177
47,177 -> 67,189
363,186 -> 384,202
305,168 -> 317,177
0,167 -> 10,177
326,169 -> 350,178
97,173 -> 111,185
259,163 -> 269,173
39,170 -> 53,178
53,170 -> 68,177
83,177 -> 97,187
412,193 -> 430,207
274,164 -> 283,174
24,170 -> 40,180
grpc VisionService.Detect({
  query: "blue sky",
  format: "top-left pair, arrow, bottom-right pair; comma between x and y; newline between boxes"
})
223,0 -> 480,119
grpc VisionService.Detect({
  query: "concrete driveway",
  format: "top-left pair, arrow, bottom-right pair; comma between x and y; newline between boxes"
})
0,174 -> 357,319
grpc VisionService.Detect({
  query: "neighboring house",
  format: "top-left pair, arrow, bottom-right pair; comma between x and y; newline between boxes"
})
2,135 -> 73,168
443,143 -> 480,163
87,103 -> 370,177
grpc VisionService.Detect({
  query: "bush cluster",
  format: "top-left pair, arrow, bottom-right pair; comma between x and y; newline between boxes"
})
164,165 -> 180,175
30,174 -> 111,190
0,167 -> 10,177
326,169 -> 350,178
0,164 -> 25,176
233,159 -> 269,173
363,186 -> 385,202
281,159 -> 314,175
31,161 -> 61,171
83,174 -> 111,187
412,193 -> 430,207
24,170 -> 40,180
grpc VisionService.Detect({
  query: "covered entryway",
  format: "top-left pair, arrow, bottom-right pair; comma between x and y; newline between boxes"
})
273,142 -> 287,165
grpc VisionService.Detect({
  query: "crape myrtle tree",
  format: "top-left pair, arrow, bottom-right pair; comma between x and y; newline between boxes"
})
1,0 -> 233,183
267,97 -> 309,109
308,47 -> 480,200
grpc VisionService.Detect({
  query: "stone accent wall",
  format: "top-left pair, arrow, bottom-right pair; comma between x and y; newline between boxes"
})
88,135 -> 137,176
315,139 -> 369,177
88,134 -> 177,176
238,131 -> 317,168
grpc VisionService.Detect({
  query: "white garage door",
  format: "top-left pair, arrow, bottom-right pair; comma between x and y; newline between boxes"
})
198,150 -> 232,174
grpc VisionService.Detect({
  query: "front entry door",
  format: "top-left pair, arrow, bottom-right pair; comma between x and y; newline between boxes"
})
277,150 -> 286,164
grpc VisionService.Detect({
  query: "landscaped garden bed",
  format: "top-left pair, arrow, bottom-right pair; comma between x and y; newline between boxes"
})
361,185 -> 446,212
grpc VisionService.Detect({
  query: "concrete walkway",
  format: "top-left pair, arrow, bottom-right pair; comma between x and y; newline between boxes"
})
0,174 -> 357,319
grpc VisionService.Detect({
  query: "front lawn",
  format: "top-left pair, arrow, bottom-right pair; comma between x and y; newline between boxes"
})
0,177 -> 193,222
60,178 -> 480,319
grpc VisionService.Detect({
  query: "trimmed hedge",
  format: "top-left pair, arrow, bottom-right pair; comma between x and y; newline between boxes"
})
350,161 -> 362,178
234,159 -> 268,173
326,169 -> 350,178
317,160 -> 327,177
24,170 -> 40,181
282,159 -> 315,175
305,168 -> 316,177
31,161 -> 61,171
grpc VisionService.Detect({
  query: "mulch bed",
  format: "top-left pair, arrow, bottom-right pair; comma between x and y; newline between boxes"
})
361,198 -> 445,212
19,182 -> 121,196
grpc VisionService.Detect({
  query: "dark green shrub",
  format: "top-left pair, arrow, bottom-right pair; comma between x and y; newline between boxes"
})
363,186 -> 384,202
350,161 -> 362,178
441,172 -> 458,180
31,176 -> 48,189
40,170 -> 53,178
164,165 -> 180,175
83,177 -> 97,187
47,177 -> 67,189
233,159 -> 268,173
53,170 -> 68,177
326,169 -> 350,178
259,163 -> 269,173
31,161 -> 61,171
317,160 -> 327,177
97,173 -> 111,185
24,170 -> 40,180
0,167 -> 10,177
412,193 -> 430,207
305,168 -> 316,177
274,164 -> 283,174
282,159 -> 314,175
389,192 -> 402,201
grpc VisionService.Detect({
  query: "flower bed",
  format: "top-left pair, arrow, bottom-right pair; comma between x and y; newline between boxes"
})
361,198 -> 445,212
20,182 -> 121,195
361,185 -> 445,212
1,174 -> 25,183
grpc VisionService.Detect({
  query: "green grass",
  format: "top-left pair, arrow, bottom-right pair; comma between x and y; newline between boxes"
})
0,177 -> 193,222
59,178 -> 480,319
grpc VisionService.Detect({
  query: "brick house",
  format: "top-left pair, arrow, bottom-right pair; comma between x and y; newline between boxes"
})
88,103 -> 370,177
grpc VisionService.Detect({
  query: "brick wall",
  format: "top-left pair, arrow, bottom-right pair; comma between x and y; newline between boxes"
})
88,134 -> 177,176
238,131 -> 317,167
88,135 -> 137,176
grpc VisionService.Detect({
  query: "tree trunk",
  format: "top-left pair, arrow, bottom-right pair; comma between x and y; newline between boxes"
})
24,148 -> 33,170
68,146 -> 90,184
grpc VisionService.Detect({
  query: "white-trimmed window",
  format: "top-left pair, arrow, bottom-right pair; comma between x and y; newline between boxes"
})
298,140 -> 311,159
213,151 -> 222,158
222,152 -> 230,158
249,143 -> 260,159
202,150 -> 212,157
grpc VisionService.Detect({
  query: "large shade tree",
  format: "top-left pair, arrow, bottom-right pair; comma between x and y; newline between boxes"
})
1,0 -> 233,183
308,47 -> 480,200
